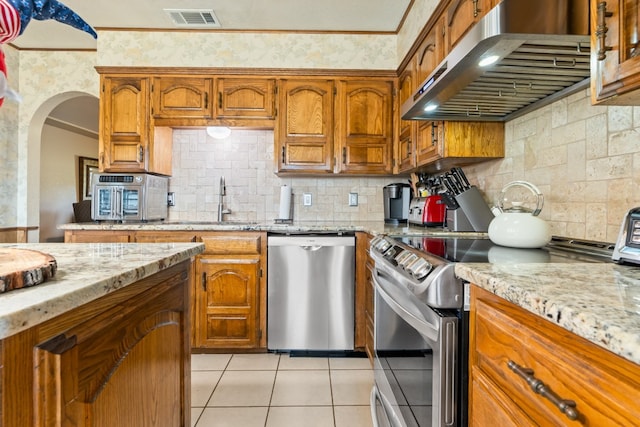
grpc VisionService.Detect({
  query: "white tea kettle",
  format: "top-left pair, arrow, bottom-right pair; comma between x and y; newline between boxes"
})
488,181 -> 551,248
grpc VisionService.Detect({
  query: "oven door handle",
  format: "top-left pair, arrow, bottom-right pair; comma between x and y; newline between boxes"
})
373,270 -> 440,342
370,385 -> 397,427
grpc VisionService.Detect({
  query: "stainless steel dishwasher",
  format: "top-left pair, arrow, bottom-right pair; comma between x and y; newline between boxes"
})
267,234 -> 355,351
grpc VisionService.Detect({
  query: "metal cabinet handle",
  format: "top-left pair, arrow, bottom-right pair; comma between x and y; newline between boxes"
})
281,146 -> 286,164
507,360 -> 580,421
407,141 -> 412,157
218,92 -> 223,109
342,147 -> 347,163
204,92 -> 208,109
596,1 -> 613,61
201,272 -> 207,290
137,144 -> 144,163
472,0 -> 480,17
431,122 -> 438,146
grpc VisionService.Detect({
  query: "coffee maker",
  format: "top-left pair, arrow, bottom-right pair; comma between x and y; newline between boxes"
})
383,183 -> 411,224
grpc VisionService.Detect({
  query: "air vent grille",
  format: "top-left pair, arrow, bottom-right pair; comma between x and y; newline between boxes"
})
164,9 -> 221,28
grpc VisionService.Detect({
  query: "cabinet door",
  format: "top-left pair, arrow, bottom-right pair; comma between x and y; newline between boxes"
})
415,15 -> 446,88
216,78 -> 276,119
101,76 -> 150,172
591,0 -> 640,104
196,257 -> 260,348
397,68 -> 416,173
276,79 -> 334,174
415,120 -> 442,165
336,80 -> 393,175
152,76 -> 214,118
446,0 -> 496,51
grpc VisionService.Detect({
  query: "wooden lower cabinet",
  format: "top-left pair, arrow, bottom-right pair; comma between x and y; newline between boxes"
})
1,260 -> 191,426
64,230 -> 132,243
194,232 -> 266,350
355,232 -> 374,363
469,285 -> 640,426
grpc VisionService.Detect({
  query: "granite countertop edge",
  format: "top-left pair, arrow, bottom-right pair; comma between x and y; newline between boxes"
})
455,262 -> 640,366
0,242 -> 205,341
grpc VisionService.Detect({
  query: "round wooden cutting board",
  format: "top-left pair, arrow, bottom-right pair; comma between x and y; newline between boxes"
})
0,248 -> 57,293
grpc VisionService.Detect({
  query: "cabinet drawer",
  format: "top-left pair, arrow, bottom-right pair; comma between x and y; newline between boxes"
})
472,288 -> 640,425
200,233 -> 263,255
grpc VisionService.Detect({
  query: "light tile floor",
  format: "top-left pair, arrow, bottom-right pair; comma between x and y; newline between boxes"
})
191,353 -> 374,427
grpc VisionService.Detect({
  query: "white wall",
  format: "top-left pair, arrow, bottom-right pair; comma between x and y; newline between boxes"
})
39,124 -> 98,242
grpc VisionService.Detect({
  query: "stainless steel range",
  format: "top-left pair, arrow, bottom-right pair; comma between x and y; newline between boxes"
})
369,234 -> 614,427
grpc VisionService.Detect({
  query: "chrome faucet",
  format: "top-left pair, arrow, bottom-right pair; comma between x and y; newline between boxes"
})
217,176 -> 231,222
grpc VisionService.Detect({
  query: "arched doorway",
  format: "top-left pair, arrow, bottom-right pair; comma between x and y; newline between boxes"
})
26,92 -> 98,242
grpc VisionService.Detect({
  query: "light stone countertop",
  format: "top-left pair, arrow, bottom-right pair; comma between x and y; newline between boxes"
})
0,242 -> 204,340
58,221 -> 640,365
455,262 -> 640,365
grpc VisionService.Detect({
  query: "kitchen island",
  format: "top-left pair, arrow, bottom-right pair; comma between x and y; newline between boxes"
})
456,262 -> 640,425
0,242 -> 204,427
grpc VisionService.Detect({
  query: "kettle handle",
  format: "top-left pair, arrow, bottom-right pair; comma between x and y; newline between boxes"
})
500,181 -> 544,216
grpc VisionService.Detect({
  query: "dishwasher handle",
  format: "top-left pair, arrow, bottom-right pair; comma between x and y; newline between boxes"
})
300,245 -> 323,251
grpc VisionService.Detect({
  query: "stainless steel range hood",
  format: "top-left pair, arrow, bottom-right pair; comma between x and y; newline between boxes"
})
401,0 -> 590,122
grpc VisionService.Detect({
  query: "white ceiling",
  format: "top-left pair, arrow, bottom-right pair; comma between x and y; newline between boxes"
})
12,0 -> 412,50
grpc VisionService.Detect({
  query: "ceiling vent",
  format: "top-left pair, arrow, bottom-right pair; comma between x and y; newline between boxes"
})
164,9 -> 221,28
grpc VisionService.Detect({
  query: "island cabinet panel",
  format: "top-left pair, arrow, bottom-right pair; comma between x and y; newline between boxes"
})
336,80 -> 394,175
152,76 -> 214,119
591,0 -> 640,104
0,260 -> 192,427
194,232 -> 266,350
275,79 -> 335,174
469,285 -> 640,426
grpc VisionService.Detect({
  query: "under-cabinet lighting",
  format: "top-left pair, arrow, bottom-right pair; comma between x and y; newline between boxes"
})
206,126 -> 232,139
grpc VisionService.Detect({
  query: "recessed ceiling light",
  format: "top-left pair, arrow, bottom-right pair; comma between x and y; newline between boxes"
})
424,104 -> 438,112
478,55 -> 499,67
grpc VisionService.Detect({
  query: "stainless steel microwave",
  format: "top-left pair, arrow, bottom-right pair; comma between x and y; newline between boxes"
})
91,173 -> 168,222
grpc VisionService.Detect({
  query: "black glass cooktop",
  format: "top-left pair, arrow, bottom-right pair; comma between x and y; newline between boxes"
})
390,235 -> 615,264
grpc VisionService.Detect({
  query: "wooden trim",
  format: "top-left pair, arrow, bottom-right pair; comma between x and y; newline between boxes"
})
95,66 -> 397,78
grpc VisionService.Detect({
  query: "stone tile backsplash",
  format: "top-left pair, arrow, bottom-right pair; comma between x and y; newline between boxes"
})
167,129 -> 398,223
462,89 -> 640,243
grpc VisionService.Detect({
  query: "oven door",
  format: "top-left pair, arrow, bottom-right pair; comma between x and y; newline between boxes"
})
371,269 -> 458,427
93,185 -> 142,221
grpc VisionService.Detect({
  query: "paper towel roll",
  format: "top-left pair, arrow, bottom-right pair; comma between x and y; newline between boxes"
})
278,185 -> 292,220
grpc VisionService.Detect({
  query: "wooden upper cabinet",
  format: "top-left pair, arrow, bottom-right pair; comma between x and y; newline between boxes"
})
591,0 -> 640,104
415,15 -> 447,89
100,76 -> 173,175
397,68 -> 416,173
152,76 -> 214,119
416,121 -> 504,172
446,0 -> 497,51
276,79 -> 335,174
216,78 -> 276,119
336,80 -> 394,175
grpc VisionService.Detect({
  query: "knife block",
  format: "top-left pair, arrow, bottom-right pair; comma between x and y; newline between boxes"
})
453,187 -> 494,232
446,208 -> 475,232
